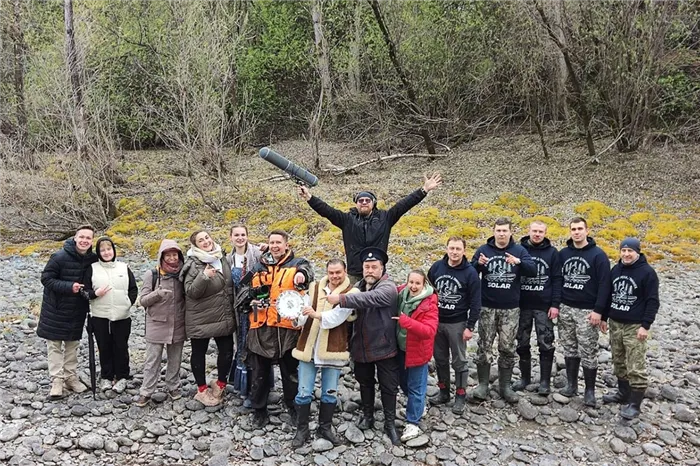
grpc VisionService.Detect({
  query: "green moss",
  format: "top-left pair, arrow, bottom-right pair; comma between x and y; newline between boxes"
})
629,212 -> 653,225
495,193 -> 541,215
574,200 -> 621,226
269,217 -> 308,235
224,208 -> 246,224
443,225 -> 480,241
597,219 -> 638,242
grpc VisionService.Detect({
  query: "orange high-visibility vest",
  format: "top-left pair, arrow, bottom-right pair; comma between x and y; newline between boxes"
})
249,251 -> 305,330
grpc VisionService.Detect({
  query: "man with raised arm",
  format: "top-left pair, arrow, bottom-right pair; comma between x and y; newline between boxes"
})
298,174 -> 442,283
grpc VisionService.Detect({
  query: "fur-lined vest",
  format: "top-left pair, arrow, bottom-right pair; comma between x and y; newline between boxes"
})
292,276 -> 359,365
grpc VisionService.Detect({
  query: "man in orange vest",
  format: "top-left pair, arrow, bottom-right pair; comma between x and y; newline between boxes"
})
247,230 -> 314,429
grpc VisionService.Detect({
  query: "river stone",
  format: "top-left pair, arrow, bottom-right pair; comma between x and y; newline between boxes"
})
0,427 -> 19,442
656,430 -> 677,446
614,426 -> 637,443
609,438 -> 626,454
344,424 -> 364,444
312,438 -> 334,452
105,440 -> 119,453
552,393 -> 570,404
250,447 -> 264,460
558,407 -> 578,422
70,405 -> 90,417
78,433 -> 104,450
626,446 -> 643,457
434,446 -> 456,461
530,395 -> 549,406
147,423 -> 167,436
517,400 -> 538,420
208,454 -> 229,466
642,443 -> 664,457
674,405 -> 697,422
405,435 -> 430,448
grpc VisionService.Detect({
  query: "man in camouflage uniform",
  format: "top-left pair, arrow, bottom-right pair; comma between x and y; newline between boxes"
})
512,221 -> 562,396
558,217 -> 611,407
601,237 -> 659,419
469,218 -> 536,403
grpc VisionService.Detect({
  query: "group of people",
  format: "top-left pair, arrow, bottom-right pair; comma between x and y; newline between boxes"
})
37,173 -> 660,448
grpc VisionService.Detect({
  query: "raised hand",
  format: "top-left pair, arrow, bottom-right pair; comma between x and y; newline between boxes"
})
95,285 -> 112,297
422,173 -> 443,192
297,185 -> 312,201
505,252 -> 521,265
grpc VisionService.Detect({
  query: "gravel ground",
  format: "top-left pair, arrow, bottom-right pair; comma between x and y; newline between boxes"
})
0,254 -> 699,466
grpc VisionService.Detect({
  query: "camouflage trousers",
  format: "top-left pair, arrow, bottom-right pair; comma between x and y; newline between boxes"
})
558,305 -> 599,369
610,320 -> 648,389
475,307 -> 519,369
516,308 -> 555,358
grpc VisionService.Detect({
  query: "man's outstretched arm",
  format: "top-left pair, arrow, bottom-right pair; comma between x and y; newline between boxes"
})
298,186 -> 348,229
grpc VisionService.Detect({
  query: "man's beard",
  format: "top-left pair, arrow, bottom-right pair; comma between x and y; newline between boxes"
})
364,276 -> 378,285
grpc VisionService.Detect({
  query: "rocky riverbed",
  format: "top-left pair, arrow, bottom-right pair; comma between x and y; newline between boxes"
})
1,255 -> 699,466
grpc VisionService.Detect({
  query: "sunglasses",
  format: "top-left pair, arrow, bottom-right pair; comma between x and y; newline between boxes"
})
356,198 -> 373,204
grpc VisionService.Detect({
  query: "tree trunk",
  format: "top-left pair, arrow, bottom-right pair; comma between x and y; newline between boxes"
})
348,0 -> 362,94
64,0 -> 88,158
311,0 -> 332,106
367,0 -> 435,154
551,0 -> 569,121
11,0 -> 28,152
533,1 -> 595,158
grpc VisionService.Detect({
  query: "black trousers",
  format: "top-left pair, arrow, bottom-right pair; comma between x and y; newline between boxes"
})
92,317 -> 131,381
354,356 -> 399,397
190,335 -> 234,387
249,349 -> 298,411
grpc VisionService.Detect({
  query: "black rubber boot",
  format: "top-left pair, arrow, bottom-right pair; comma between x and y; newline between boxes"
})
603,378 -> 631,404
468,364 -> 491,402
316,402 -> 342,446
512,357 -> 531,392
583,367 -> 597,407
286,402 -> 298,426
381,393 -> 400,446
559,357 -> 580,397
357,385 -> 375,430
252,408 -> 269,429
430,365 -> 451,406
620,388 -> 644,420
538,350 -> 554,396
291,403 -> 311,448
498,367 -> 519,404
452,370 -> 468,414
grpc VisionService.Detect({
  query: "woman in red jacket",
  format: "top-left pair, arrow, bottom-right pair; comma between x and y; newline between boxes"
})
393,269 -> 439,442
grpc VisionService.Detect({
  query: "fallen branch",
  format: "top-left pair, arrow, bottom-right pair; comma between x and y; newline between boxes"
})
322,152 -> 449,175
571,131 -> 625,170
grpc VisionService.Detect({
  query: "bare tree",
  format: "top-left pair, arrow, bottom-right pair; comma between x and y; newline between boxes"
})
64,0 -> 88,158
347,0 -> 363,95
367,0 -> 436,154
310,0 -> 332,169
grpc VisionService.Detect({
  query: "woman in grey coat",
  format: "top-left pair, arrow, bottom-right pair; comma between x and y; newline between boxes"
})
135,239 -> 186,406
180,230 -> 236,407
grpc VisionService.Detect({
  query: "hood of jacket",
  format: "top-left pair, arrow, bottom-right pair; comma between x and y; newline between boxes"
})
520,235 -> 553,250
565,236 -> 598,251
157,239 -> 184,263
486,236 -> 516,251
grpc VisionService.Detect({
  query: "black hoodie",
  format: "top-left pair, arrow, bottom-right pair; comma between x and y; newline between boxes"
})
428,255 -> 481,329
471,237 -> 537,309
559,237 -> 611,313
604,254 -> 659,330
519,236 -> 563,311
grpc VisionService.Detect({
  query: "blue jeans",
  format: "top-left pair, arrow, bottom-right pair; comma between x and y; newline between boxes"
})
295,360 -> 341,405
398,350 -> 428,425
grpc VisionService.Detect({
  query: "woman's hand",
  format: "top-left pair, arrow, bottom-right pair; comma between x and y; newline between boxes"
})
95,285 -> 112,297
204,265 -> 216,278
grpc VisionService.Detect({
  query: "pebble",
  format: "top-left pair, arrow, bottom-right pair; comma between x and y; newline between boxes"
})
558,407 -> 579,422
311,438 -> 334,452
0,427 -> 20,443
641,442 -> 664,457
613,426 -> 637,443
344,424 -> 364,444
609,438 -> 626,453
434,446 -> 456,461
674,405 -> 697,422
552,393 -> 570,404
78,433 -> 104,450
517,399 -> 538,420
405,435 -> 430,448
250,447 -> 264,460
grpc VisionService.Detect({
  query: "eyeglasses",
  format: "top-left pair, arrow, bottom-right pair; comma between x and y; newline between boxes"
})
357,198 -> 372,204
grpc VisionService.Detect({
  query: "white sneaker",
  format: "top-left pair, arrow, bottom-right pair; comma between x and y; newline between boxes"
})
401,423 -> 423,442
101,379 -> 113,392
112,379 -> 127,394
